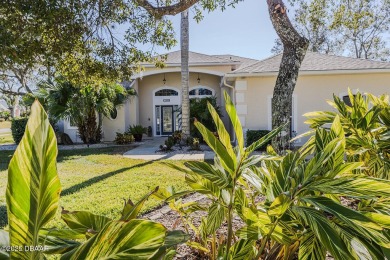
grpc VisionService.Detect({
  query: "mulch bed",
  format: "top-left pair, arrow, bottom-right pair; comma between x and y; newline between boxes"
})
142,193 -> 245,259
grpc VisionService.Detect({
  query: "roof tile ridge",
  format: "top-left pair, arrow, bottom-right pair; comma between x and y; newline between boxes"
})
233,53 -> 282,73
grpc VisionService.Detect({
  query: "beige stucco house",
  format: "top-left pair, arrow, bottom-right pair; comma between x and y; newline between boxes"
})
63,51 -> 390,145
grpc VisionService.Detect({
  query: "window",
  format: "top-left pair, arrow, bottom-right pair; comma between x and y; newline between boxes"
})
155,89 -> 178,96
189,88 -> 213,96
189,87 -> 213,98
66,116 -> 78,129
339,90 -> 365,107
110,108 -> 118,119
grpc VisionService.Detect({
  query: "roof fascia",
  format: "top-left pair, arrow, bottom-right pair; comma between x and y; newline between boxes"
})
225,68 -> 390,78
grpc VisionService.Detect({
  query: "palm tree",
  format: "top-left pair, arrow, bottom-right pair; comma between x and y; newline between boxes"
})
180,9 -> 190,138
34,78 -> 133,144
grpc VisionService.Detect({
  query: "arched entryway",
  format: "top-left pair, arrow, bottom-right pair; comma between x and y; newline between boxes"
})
153,87 -> 181,136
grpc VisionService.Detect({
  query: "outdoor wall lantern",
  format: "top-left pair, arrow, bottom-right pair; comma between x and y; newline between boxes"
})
163,74 -> 166,84
197,73 -> 201,84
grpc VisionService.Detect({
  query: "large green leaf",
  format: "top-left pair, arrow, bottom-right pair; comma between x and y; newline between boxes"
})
41,235 -> 81,255
268,194 -> 291,217
194,120 -> 235,173
121,187 -> 159,221
298,232 -> 326,260
224,91 -> 244,155
294,206 -> 356,260
229,239 -> 256,260
6,100 -> 61,259
207,101 -> 235,160
61,210 -> 112,237
151,230 -> 190,259
62,219 -> 168,259
185,172 -> 221,197
307,176 -> 390,198
206,202 -> 226,234
185,161 -> 231,189
302,197 -> 390,247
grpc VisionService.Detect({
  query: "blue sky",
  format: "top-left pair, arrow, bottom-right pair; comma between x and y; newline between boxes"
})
146,0 -> 278,60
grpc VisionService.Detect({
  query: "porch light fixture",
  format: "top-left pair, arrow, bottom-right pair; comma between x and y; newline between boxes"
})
197,73 -> 200,84
163,74 -> 166,84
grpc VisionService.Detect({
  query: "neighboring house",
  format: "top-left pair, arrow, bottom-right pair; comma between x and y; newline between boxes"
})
62,51 -> 390,144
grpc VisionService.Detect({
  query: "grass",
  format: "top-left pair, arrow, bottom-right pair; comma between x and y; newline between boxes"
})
0,121 -> 11,129
0,146 -> 188,228
0,132 -> 13,144
0,120 -> 13,144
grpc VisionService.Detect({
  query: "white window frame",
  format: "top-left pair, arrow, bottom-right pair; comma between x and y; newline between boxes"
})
267,94 -> 298,134
189,86 -> 214,99
65,117 -> 78,130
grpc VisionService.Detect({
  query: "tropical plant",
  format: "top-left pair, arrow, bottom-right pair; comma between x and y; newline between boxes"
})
127,124 -> 147,135
0,100 -> 188,259
158,91 -> 283,259
127,124 -> 147,142
301,89 -> 390,178
240,116 -> 390,259
114,132 -> 135,144
28,78 -> 134,144
158,90 -> 390,259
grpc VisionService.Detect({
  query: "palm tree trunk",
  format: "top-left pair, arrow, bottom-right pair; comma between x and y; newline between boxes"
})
267,0 -> 309,154
181,10 -> 190,137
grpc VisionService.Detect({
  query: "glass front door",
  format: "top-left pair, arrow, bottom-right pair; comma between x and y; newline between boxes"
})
161,106 -> 173,135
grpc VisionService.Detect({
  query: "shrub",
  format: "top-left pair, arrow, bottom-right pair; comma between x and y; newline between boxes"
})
164,136 -> 175,150
114,132 -> 134,144
186,136 -> 201,150
246,129 -> 271,150
303,89 -> 390,178
172,130 -> 182,144
12,117 -> 58,144
127,124 -> 147,142
11,117 -> 28,144
127,124 -> 147,135
0,111 -> 10,121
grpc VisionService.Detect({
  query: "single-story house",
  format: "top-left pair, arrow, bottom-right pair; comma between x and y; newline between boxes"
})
63,50 -> 390,145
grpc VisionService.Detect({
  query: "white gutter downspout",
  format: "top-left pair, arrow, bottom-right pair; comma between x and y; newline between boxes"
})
223,76 -> 237,144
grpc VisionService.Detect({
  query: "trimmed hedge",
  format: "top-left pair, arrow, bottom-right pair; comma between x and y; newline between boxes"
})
11,118 -> 29,144
246,129 -> 271,151
11,117 -> 58,144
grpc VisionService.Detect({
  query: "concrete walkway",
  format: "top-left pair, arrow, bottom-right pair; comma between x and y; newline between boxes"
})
123,137 -> 215,161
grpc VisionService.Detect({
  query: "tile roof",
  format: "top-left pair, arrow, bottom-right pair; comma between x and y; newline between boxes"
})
150,50 -> 240,65
212,55 -> 259,69
230,51 -> 390,74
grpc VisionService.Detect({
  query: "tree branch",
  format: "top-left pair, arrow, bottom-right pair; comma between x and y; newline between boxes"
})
135,0 -> 199,18
0,88 -> 26,96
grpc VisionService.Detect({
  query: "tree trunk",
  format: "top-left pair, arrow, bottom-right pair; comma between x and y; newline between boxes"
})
267,0 -> 309,154
181,10 -> 190,137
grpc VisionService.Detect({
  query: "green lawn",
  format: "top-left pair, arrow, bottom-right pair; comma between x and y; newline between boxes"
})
0,132 -> 13,144
0,121 -> 11,129
0,146 -> 188,228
